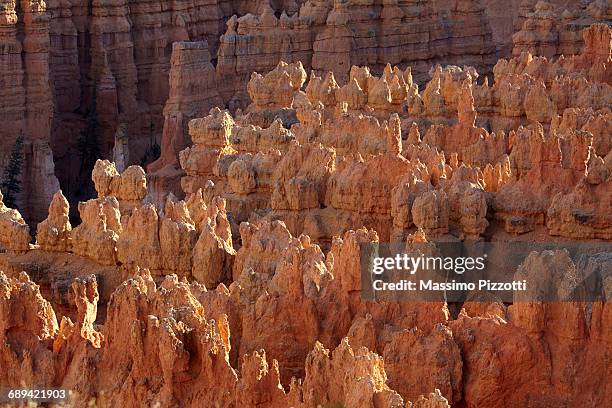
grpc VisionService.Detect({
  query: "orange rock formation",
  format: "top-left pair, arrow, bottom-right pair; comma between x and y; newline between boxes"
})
0,6 -> 610,408
1,0 -> 510,224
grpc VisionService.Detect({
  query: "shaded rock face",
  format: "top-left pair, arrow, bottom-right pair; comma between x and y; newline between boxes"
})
216,0 -> 500,107
481,0 -> 523,56
48,0 -> 237,212
512,0 -> 612,59
1,0 -> 238,223
0,0 -> 59,224
481,0 -> 608,57
149,41 -> 224,174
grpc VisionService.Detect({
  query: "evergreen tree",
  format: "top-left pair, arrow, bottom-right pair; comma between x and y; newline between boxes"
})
77,87 -> 101,176
1,133 -> 25,208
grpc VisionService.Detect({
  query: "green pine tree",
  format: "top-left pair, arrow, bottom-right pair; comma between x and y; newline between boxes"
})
1,133 -> 25,209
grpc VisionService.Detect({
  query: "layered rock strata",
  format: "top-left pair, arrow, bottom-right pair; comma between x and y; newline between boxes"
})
216,0 -> 499,107
4,0 -> 608,227
149,41 -> 224,176
178,26 -> 611,241
512,0 -> 612,59
0,0 -> 59,224
0,13 -> 611,408
2,0 -> 236,221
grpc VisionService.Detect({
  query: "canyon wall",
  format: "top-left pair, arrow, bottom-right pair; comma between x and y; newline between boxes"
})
481,0 -> 522,55
0,0 -> 59,224
216,0 -> 499,108
0,21 -> 609,408
481,0 -> 610,58
512,0 -> 611,59
1,0 -> 245,222
0,0 -> 519,225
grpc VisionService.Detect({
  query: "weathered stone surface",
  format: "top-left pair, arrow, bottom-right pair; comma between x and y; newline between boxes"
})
159,197 -> 198,276
70,197 -> 120,265
546,152 -> 612,239
298,338 -> 404,408
0,0 -> 59,224
92,159 -> 147,204
116,195 -> 204,276
1,8 -> 611,407
0,270 -> 57,387
149,41 -> 224,175
36,190 -> 71,252
235,349 -> 287,408
116,203 -> 162,270
481,0 -> 523,55
192,197 -> 235,288
412,190 -> 450,237
1,0 -> 237,221
5,0 -> 608,229
0,190 -> 31,253
248,61 -> 307,111
216,0 -> 499,109
379,324 -> 462,404
174,25 -> 611,242
0,224 -> 610,407
447,250 -> 611,407
512,1 -> 611,59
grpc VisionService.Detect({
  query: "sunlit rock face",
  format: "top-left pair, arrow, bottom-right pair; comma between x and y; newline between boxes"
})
7,0 -> 603,225
0,1 -> 610,406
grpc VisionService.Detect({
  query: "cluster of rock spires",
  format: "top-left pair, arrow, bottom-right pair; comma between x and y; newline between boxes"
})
1,190 -> 610,406
0,20 -> 610,408
3,0 -> 609,225
176,23 -> 612,242
0,0 -> 491,223
512,0 -> 612,59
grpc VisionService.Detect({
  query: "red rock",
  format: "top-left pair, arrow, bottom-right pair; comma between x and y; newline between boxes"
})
70,197 -> 120,265
298,338 -> 404,408
92,159 -> 147,211
192,197 -> 236,288
149,41 -> 224,174
0,271 -> 57,387
1,8 -> 611,406
512,1 -> 611,60
36,190 -> 72,252
0,190 -> 31,253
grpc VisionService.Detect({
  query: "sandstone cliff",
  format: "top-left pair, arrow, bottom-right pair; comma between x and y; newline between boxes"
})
216,0 -> 499,108
0,6 -> 610,408
6,0 -> 607,227
175,24 -> 611,241
512,0 -> 611,59
0,0 -> 59,224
